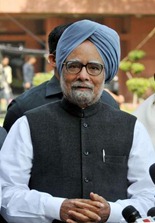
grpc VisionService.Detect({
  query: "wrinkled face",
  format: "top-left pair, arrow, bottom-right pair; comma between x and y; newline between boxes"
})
60,40 -> 105,108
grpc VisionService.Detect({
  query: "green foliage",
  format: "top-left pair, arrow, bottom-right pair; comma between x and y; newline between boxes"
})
33,72 -> 53,86
126,78 -> 150,98
119,50 -> 148,102
119,61 -> 132,72
128,50 -> 146,61
119,50 -> 146,75
131,63 -> 145,74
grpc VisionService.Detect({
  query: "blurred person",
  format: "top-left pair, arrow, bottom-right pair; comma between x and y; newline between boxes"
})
133,74 -> 155,148
3,23 -> 119,132
0,19 -> 155,223
0,57 -> 13,112
0,63 -> 4,112
2,57 -> 12,86
22,56 -> 36,91
2,56 -> 13,103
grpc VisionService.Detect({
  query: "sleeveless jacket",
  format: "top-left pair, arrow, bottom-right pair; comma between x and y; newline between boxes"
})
26,98 -> 136,202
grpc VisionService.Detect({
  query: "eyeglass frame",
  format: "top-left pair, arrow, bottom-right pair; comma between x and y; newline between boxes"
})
62,61 -> 104,76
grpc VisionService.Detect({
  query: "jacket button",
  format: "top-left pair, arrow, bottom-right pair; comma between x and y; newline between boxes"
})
83,123 -> 88,128
84,151 -> 89,156
84,177 -> 89,183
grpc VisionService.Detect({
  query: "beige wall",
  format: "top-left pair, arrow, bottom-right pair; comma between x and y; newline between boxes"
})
1,0 -> 155,15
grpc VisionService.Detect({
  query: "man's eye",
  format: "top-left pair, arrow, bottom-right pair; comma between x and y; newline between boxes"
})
89,65 -> 100,70
69,63 -> 80,69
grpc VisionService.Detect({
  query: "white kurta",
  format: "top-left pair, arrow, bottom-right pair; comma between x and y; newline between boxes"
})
133,94 -> 155,149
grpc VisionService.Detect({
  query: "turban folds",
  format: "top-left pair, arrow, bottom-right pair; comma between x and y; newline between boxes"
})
56,20 -> 120,83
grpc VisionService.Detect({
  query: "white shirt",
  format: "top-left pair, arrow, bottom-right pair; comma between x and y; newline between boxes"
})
0,184 -> 2,211
133,94 -> 155,149
0,116 -> 155,223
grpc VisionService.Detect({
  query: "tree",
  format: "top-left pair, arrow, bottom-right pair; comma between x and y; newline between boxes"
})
119,50 -> 149,104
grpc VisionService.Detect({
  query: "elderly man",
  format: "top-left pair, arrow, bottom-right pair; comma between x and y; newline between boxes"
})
0,20 -> 155,223
3,23 -> 119,133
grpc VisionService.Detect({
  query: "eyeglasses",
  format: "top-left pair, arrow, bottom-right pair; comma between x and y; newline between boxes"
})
63,61 -> 104,76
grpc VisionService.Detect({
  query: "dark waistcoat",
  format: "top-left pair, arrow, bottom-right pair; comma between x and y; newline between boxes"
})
26,98 -> 136,202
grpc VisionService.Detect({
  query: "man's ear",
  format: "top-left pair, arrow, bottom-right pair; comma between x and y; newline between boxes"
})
48,54 -> 56,67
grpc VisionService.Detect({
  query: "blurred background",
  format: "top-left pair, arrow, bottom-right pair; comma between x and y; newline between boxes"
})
0,0 -> 155,123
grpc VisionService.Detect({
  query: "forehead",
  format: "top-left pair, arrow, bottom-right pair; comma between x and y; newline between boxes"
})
3,58 -> 9,62
66,40 -> 103,63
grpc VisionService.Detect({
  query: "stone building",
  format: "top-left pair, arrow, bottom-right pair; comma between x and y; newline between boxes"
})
0,0 -> 155,101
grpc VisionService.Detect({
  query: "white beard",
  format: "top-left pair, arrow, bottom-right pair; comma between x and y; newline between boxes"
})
69,88 -> 94,107
60,75 -> 105,108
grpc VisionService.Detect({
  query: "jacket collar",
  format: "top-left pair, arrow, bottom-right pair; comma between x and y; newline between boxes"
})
60,97 -> 102,118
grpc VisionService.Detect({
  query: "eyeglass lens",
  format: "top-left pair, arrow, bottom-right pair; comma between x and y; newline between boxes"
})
65,61 -> 103,76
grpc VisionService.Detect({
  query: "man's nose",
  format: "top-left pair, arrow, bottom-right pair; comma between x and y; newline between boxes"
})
77,67 -> 90,80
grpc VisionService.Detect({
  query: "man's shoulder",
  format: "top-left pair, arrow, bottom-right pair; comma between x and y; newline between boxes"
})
7,81 -> 50,115
25,80 -> 48,93
133,94 -> 155,116
14,77 -> 61,103
6,77 -> 62,116
101,90 -> 119,109
100,101 -> 136,121
26,100 -> 60,115
16,81 -> 48,101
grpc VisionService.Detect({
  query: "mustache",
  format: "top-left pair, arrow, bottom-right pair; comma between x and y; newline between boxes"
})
71,81 -> 94,90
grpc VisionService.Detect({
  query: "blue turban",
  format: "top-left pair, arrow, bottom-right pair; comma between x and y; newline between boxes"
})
56,19 -> 120,83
